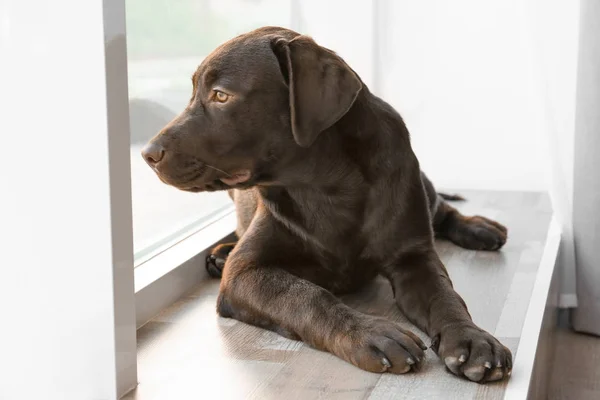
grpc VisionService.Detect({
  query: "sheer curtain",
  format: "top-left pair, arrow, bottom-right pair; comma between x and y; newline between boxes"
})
525,0 -> 600,336
522,0 -> 580,309
570,0 -> 600,335
379,0 -> 588,319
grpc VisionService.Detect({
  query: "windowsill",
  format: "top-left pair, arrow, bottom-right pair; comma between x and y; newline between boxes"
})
124,190 -> 562,400
134,205 -> 236,293
133,205 -> 236,328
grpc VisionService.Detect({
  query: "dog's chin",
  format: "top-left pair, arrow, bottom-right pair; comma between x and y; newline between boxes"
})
178,180 -> 227,193
177,178 -> 255,193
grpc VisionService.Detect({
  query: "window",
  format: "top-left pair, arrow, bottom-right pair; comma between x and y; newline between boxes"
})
126,0 -> 293,263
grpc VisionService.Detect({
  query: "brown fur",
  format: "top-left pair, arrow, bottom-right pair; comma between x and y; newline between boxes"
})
142,26 -> 511,382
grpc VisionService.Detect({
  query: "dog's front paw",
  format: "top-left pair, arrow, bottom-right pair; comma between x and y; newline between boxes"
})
205,242 -> 236,278
334,316 -> 428,374
433,324 -> 512,383
206,254 -> 225,278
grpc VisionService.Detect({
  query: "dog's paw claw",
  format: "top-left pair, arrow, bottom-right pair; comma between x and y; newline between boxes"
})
438,324 -> 512,383
206,254 -> 225,278
205,243 -> 236,279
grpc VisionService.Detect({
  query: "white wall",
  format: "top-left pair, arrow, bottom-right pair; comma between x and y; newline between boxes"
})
295,0 -> 375,89
378,0 -> 560,192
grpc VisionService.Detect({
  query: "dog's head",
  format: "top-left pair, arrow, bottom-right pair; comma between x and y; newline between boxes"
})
141,26 -> 362,192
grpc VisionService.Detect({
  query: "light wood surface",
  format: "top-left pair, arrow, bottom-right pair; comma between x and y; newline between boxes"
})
124,190 -> 553,400
549,311 -> 600,400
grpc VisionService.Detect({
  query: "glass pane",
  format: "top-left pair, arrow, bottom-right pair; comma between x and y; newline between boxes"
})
126,0 -> 292,262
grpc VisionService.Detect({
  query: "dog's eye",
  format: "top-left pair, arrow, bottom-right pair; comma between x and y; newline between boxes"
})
214,90 -> 230,103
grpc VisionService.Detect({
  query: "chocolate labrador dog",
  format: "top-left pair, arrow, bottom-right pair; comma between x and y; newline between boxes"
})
142,26 -> 511,382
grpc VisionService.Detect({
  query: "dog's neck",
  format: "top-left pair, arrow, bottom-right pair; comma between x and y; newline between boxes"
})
253,90 -> 422,256
267,90 -> 418,190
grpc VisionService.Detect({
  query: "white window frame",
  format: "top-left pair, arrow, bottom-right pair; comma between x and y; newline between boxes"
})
134,208 -> 236,328
2,0 -> 138,398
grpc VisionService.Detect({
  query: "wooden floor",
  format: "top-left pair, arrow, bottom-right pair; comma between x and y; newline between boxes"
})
549,311 -> 600,400
124,190 -> 553,400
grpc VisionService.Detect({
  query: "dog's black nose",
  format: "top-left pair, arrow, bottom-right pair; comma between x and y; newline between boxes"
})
142,142 -> 165,166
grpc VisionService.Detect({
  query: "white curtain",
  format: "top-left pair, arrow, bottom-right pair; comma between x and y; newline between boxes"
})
569,0 -> 600,335
522,0 -> 580,309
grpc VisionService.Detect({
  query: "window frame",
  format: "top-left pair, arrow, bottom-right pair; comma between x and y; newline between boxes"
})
2,0 -> 138,398
134,207 -> 236,327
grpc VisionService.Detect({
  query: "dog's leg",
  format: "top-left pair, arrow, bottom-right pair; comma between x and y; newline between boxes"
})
420,172 -> 507,251
206,242 -> 237,278
381,178 -> 512,382
433,201 -> 508,251
219,265 -> 427,374
218,211 -> 427,374
383,246 -> 512,382
206,188 -> 258,278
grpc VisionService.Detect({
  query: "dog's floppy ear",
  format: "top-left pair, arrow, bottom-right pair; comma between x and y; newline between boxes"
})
272,36 -> 362,148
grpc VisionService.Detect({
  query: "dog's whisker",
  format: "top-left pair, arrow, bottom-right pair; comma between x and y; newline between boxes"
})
205,164 -> 232,177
